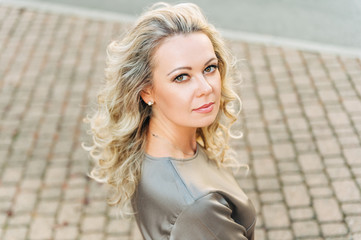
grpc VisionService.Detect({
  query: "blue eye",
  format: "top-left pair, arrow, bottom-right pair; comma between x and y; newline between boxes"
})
204,65 -> 218,74
174,74 -> 189,82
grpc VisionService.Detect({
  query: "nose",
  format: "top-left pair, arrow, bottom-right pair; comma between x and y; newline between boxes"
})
196,74 -> 212,96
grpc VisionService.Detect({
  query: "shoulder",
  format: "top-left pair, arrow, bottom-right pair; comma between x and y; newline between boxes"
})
170,192 -> 255,240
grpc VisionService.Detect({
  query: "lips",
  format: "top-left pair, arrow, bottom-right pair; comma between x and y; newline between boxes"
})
193,102 -> 215,113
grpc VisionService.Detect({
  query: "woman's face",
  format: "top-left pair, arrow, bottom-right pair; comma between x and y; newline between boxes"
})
146,32 -> 221,129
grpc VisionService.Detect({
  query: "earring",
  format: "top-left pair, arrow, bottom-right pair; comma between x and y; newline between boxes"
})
148,101 -> 153,106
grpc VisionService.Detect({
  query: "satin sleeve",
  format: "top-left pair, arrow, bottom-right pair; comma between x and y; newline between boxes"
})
170,192 -> 254,240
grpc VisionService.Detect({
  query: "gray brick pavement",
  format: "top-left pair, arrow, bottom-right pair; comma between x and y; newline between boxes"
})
0,4 -> 361,240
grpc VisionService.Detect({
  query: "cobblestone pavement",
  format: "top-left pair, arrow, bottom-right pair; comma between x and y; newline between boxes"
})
0,4 -> 361,240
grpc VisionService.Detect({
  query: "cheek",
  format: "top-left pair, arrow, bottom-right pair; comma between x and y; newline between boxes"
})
155,86 -> 192,114
212,74 -> 222,99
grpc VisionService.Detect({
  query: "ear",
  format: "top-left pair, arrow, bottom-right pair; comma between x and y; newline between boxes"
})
140,85 -> 154,104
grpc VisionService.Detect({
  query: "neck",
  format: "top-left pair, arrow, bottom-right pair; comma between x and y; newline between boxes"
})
146,117 -> 197,159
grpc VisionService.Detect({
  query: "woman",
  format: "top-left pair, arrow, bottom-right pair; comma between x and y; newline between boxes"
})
85,2 -> 256,239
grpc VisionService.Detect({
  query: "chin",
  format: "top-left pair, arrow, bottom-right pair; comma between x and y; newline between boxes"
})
195,114 -> 218,128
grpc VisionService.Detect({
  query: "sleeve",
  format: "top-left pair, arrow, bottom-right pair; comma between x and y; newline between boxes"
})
170,192 -> 251,240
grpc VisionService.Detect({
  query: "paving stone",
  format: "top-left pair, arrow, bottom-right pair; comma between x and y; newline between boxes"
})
107,218 -> 132,234
281,172 -> 304,185
324,156 -> 347,167
40,187 -> 62,200
298,153 -> 324,172
260,191 -> 283,203
236,178 -> 256,192
283,184 -> 310,207
256,178 -> 281,191
263,203 -> 290,228
257,83 -> 276,97
314,198 -> 343,222
343,99 -> 361,113
339,135 -> 361,147
268,229 -> 293,240
250,147 -> 271,158
287,117 -> 309,132
0,185 -> 17,200
272,143 -> 296,161
316,138 -> 341,157
8,213 -> 31,226
29,216 -> 54,240
278,162 -> 300,173
342,203 -> 361,216
246,131 -> 269,147
263,108 -> 283,122
79,233 -> 104,240
352,167 -> 361,177
343,148 -> 361,166
54,225 -> 79,240
37,200 -> 59,215
284,105 -> 303,117
309,186 -> 333,198
279,92 -> 299,106
20,177 -> 42,190
13,191 -> 37,213
253,158 -> 277,177
88,185 -> 108,201
292,131 -> 313,142
0,212 -> 6,226
318,89 -> 339,102
320,222 -> 348,238
25,160 -> 47,177
346,216 -> 361,234
0,200 -> 12,213
334,125 -> 357,137
357,177 -> 361,190
1,167 -> 23,183
63,187 -> 86,201
305,173 -> 329,187
303,104 -> 325,119
44,166 -> 67,186
58,202 -> 82,225
326,166 -> 352,180
351,233 -> 361,240
295,139 -> 318,153
312,125 -> 334,138
290,207 -> 314,221
332,180 -> 361,202
269,130 -> 291,142
3,227 -> 27,240
84,200 -> 108,214
81,215 -> 106,232
292,220 -> 320,238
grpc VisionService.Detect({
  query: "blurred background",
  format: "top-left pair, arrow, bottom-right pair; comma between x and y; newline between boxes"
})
0,0 -> 361,240
8,0 -> 361,51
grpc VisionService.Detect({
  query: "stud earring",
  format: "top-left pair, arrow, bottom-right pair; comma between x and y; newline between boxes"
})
148,101 -> 153,106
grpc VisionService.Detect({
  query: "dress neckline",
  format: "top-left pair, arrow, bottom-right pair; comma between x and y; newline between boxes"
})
144,143 -> 200,162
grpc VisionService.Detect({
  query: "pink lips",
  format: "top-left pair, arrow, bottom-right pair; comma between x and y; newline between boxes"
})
193,102 -> 214,113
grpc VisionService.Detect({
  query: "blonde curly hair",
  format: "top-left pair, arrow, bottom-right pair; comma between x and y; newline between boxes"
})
84,2 -> 242,215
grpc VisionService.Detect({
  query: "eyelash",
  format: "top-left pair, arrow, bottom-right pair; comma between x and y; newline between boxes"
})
173,64 -> 218,83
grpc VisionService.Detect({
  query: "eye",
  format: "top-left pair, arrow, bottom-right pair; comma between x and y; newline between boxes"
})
204,65 -> 218,74
174,74 -> 189,83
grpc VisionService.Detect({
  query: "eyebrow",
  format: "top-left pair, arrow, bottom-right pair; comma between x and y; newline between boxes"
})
166,57 -> 217,76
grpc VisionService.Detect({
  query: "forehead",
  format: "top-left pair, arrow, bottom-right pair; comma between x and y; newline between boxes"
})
152,32 -> 216,71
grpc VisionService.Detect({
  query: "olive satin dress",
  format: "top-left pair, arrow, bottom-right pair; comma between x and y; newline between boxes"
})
132,144 -> 257,240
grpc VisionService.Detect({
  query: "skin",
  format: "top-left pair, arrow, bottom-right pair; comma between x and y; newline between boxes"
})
141,32 -> 221,159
